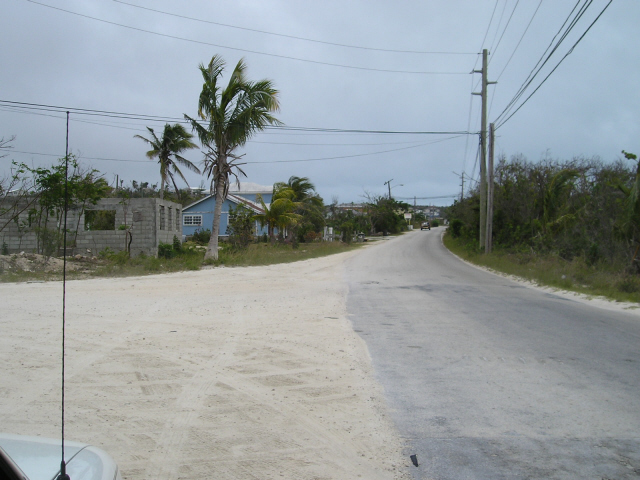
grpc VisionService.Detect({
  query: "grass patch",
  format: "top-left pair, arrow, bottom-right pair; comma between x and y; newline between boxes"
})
443,232 -> 640,304
215,241 -> 362,267
1,240 -> 362,282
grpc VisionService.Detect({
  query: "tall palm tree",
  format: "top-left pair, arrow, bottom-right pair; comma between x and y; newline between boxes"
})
185,55 -> 281,260
134,124 -> 199,199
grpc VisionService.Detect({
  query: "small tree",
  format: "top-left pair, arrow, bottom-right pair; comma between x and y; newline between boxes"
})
226,204 -> 255,249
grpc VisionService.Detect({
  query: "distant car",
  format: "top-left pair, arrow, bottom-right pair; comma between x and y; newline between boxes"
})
421,221 -> 431,230
0,433 -> 122,480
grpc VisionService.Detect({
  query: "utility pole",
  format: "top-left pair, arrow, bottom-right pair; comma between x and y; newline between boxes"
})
473,49 -> 496,252
384,179 -> 393,199
452,171 -> 465,201
486,123 -> 495,253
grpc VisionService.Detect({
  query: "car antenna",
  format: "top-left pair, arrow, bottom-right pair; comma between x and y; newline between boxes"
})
57,111 -> 71,480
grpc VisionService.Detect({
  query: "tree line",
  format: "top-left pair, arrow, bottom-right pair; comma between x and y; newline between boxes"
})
447,152 -> 640,272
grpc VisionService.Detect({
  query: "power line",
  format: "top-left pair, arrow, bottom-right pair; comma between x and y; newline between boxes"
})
495,0 -> 544,81
487,0 -> 509,56
397,195 -> 458,200
244,136 -> 466,164
489,0 -> 521,61
24,0 -> 471,75
493,0 -> 601,127
494,0 -> 588,121
10,136 -> 465,166
0,98 -> 477,136
113,0 -> 477,56
495,0 -> 612,129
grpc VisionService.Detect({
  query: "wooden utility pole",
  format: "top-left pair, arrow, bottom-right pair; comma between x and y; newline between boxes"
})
452,171 -> 465,202
384,179 -> 393,199
486,123 -> 495,253
473,49 -> 496,252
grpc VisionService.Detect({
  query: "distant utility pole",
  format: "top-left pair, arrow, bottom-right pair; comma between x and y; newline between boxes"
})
452,171 -> 465,201
473,49 -> 496,252
384,179 -> 393,199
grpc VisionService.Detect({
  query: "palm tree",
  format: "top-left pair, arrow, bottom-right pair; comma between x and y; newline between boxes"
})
274,176 -> 324,241
254,187 -> 301,244
134,124 -> 199,199
184,55 -> 281,260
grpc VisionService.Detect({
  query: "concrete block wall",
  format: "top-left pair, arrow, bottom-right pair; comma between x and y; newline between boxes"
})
1,197 -> 182,257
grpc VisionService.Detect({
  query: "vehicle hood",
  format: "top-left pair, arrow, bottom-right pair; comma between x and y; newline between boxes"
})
0,433 -> 120,480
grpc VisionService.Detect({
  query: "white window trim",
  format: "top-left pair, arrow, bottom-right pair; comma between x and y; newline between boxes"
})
183,214 -> 203,227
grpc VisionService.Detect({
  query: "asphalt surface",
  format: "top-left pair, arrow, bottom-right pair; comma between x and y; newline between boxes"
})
345,229 -> 640,480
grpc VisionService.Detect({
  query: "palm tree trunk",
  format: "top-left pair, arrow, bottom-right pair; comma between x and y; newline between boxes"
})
204,171 -> 226,261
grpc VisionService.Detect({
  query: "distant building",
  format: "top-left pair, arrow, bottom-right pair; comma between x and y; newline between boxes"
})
412,205 -> 442,219
331,203 -> 367,216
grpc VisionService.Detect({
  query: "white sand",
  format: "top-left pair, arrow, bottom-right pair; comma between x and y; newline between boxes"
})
0,250 -> 412,480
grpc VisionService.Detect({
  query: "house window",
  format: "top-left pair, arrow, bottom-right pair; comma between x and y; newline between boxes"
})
167,207 -> 173,231
175,209 -> 181,231
184,214 -> 202,226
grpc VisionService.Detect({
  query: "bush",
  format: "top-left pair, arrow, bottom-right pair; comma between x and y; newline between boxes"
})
158,242 -> 174,259
226,205 -> 255,249
304,231 -> 320,243
191,228 -> 211,245
450,219 -> 463,238
431,220 -> 440,227
172,235 -> 182,253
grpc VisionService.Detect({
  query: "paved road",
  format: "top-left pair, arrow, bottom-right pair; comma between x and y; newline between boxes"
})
345,229 -> 640,480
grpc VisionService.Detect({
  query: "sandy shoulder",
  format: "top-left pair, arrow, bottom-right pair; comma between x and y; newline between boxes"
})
0,249 -> 411,480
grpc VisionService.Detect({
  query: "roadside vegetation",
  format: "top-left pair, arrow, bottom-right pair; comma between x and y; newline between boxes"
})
445,152 -> 640,304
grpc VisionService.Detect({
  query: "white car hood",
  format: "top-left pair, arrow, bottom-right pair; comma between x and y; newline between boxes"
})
0,433 -> 120,480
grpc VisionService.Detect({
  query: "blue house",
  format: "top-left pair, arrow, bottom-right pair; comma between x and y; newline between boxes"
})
182,183 -> 273,240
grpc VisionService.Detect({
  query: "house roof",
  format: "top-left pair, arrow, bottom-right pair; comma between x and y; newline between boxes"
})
227,193 -> 265,214
183,192 -> 266,213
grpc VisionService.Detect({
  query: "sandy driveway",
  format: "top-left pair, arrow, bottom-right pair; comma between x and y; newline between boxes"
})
0,248 -> 411,480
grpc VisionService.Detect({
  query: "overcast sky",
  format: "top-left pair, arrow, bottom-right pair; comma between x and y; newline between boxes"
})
2,0 -> 638,206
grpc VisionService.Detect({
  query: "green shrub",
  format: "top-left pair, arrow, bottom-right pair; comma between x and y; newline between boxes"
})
98,247 -> 116,259
158,242 -> 174,259
450,219 -> 463,238
191,228 -> 211,245
431,220 -> 440,227
172,235 -> 182,253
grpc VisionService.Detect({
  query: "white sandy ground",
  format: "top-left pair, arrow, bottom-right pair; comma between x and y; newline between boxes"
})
0,248 -> 413,480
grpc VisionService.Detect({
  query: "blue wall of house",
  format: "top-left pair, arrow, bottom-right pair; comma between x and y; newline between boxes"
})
182,193 -> 272,239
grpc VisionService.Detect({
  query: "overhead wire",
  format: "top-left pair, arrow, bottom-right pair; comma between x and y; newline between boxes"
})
0,99 -> 477,136
495,0 -> 612,129
489,0 -> 521,61
492,0 -> 597,126
9,135 -> 465,166
24,0 -> 471,75
487,0 -> 510,56
495,0 -> 544,81
112,0 -> 476,56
